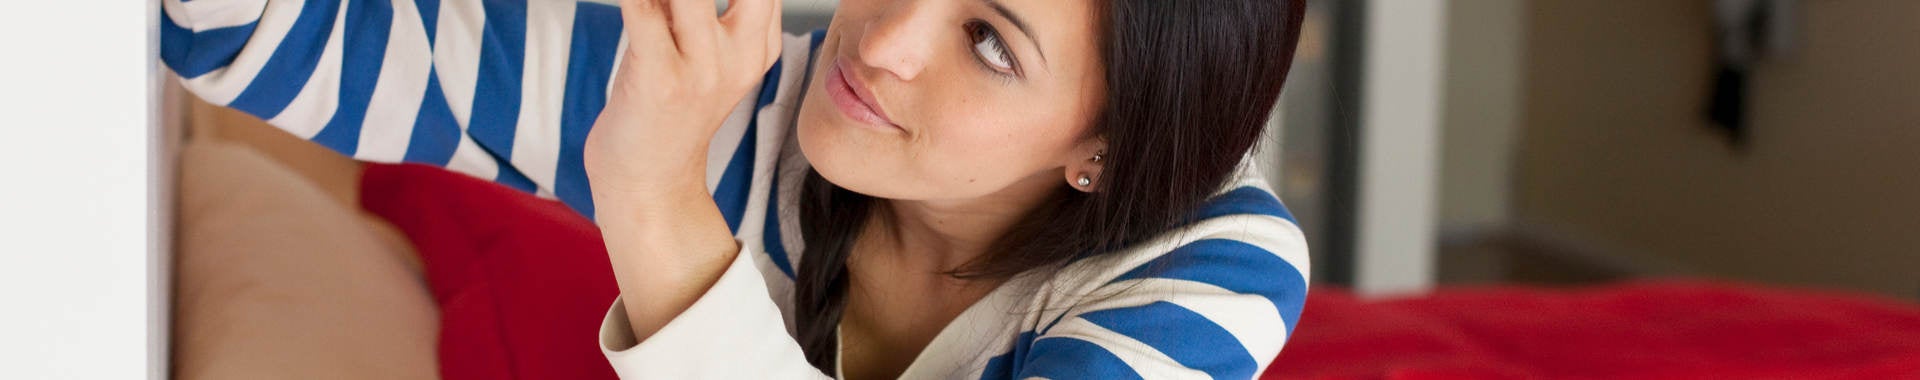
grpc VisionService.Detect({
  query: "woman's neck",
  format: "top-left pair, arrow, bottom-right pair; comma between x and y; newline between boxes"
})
866,171 -> 1064,273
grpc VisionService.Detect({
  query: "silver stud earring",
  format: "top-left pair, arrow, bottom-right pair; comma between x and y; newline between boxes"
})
1077,175 -> 1093,187
1091,153 -> 1104,163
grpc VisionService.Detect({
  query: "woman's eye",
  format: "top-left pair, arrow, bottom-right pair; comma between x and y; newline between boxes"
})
968,22 -> 1018,74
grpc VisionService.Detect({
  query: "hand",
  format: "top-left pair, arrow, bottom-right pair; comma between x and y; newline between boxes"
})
585,0 -> 779,342
585,0 -> 783,200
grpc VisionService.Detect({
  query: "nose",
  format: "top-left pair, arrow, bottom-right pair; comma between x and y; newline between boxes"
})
857,1 -> 937,82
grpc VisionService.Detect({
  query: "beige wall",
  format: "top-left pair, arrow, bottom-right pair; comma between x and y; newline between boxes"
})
1516,0 -> 1920,298
1439,0 -> 1525,232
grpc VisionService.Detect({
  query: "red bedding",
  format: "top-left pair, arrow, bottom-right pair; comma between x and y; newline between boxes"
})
361,162 -> 1920,380
1267,282 -> 1920,379
361,162 -> 621,380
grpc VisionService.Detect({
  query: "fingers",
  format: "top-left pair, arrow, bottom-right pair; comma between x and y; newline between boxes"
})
619,0 -> 673,57
720,0 -> 782,69
666,0 -> 718,56
719,0 -> 773,39
620,0 -> 781,88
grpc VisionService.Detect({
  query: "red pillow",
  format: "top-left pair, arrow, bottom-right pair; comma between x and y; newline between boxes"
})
359,162 -> 621,380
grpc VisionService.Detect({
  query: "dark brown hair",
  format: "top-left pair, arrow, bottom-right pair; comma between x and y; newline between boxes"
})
793,0 -> 1307,370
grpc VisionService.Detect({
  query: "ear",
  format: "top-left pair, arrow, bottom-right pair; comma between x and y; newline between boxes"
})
1062,138 -> 1108,193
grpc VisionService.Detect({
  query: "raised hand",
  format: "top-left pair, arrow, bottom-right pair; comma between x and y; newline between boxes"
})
586,0 -> 784,343
585,0 -> 783,198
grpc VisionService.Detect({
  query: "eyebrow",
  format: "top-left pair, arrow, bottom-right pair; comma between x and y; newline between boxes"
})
983,0 -> 1049,67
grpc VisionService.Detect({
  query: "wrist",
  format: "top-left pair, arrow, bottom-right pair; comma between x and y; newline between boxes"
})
581,113 -> 719,200
593,181 -> 713,226
601,192 -> 739,290
585,147 -> 710,200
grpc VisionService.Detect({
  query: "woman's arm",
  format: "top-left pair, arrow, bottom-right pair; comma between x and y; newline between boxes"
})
995,214 -> 1311,379
585,0 -> 832,378
584,0 -> 782,340
161,0 -> 634,215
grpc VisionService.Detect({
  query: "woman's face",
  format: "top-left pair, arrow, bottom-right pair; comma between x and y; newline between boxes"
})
796,0 -> 1107,202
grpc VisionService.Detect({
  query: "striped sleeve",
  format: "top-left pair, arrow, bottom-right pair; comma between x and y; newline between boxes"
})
983,186 -> 1311,380
160,0 -> 648,217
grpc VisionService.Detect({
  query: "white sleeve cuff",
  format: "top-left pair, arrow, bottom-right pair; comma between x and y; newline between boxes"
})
598,241 -> 831,379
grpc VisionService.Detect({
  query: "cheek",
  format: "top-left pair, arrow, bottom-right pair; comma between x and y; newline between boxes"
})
795,89 -> 916,198
910,101 -> 1083,188
796,91 -> 1081,200
793,48 -> 1092,200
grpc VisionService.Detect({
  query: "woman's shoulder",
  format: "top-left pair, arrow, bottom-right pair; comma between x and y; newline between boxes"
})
1043,165 -> 1311,320
1076,166 -> 1308,281
1011,169 -> 1310,374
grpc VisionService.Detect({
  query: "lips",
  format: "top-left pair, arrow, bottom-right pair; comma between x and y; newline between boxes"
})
825,59 -> 903,131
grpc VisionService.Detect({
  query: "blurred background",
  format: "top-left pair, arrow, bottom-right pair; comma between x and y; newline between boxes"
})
798,0 -> 1920,300
1422,0 -> 1920,299
1369,0 -> 1917,300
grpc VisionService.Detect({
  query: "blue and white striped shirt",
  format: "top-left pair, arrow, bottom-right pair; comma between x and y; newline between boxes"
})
162,0 -> 1310,378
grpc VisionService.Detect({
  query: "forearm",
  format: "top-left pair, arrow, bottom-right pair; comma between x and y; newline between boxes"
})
583,0 -> 784,351
592,176 -> 742,342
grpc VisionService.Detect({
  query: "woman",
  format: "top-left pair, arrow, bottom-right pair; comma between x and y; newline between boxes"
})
163,0 -> 1308,377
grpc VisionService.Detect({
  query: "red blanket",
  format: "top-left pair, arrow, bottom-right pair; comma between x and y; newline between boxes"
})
1267,282 -> 1920,379
361,162 -> 1920,379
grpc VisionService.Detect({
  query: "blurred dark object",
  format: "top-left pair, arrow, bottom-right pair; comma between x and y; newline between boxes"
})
1708,0 -> 1796,147
1708,66 -> 1749,144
